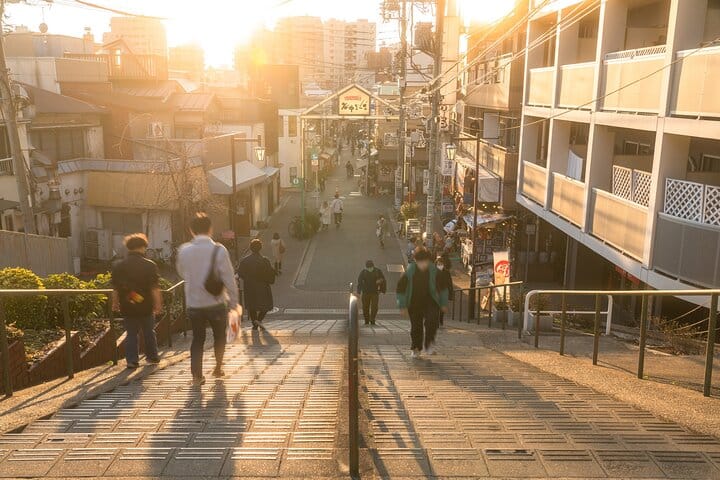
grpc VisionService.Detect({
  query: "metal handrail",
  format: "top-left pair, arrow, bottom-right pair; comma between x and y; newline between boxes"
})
452,281 -> 523,327
347,283 -> 360,479
523,288 -> 719,397
0,281 -> 186,397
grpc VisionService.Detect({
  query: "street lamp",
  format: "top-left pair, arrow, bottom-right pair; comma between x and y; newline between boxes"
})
254,146 -> 266,166
445,143 -> 457,162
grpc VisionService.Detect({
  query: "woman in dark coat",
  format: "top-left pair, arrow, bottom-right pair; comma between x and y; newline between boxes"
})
237,239 -> 276,330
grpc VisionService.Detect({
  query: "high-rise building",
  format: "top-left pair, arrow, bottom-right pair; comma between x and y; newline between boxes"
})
515,0 -> 720,306
102,16 -> 167,57
237,16 -> 377,91
169,44 -> 205,79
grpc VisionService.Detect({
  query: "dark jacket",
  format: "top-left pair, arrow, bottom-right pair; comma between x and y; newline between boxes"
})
436,268 -> 454,301
396,263 -> 449,309
237,252 -> 276,311
111,252 -> 159,317
357,268 -> 386,295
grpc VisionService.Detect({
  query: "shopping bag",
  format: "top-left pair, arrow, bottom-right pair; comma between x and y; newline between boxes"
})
226,306 -> 242,343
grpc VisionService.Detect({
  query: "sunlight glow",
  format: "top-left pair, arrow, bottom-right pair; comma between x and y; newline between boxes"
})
458,0 -> 515,25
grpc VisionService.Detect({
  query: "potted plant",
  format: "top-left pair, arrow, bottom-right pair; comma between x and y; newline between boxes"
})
493,299 -> 509,326
508,294 -> 524,327
528,294 -> 553,332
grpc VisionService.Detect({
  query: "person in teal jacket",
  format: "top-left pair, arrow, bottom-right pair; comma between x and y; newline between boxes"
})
396,247 -> 450,357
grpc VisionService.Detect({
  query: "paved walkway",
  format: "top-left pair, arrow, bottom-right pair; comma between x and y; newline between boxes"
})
3,150 -> 720,478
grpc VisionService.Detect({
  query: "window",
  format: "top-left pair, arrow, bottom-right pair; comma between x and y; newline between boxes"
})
32,128 -> 86,161
288,117 -> 297,137
278,116 -> 285,137
102,212 -> 143,234
622,140 -> 653,155
700,154 -> 720,173
0,127 -> 10,159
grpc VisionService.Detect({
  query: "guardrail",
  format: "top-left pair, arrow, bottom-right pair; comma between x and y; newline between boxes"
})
523,289 -> 719,397
347,283 -> 360,479
0,281 -> 186,397
452,281 -> 523,327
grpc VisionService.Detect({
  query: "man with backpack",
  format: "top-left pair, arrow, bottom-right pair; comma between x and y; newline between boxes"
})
357,260 -> 386,325
331,192 -> 344,228
176,213 -> 239,385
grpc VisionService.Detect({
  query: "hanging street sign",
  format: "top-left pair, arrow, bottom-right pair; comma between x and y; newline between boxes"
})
338,86 -> 370,116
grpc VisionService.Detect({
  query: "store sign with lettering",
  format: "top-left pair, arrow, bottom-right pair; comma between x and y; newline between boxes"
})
339,87 -> 370,116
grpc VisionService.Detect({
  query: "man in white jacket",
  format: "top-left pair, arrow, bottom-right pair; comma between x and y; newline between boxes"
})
330,193 -> 344,228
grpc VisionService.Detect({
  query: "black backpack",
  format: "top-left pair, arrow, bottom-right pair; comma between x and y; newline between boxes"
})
204,246 -> 224,296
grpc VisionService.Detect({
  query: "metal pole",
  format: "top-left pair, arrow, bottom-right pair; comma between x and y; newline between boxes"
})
395,0 -> 407,209
108,296 -> 117,366
166,291 -> 173,348
63,295 -> 74,379
425,0 -> 446,236
229,135 -> 239,262
703,293 -> 718,397
0,0 -> 35,234
559,293 -> 566,356
592,294 -> 601,366
637,295 -> 649,379
469,136 -> 480,319
300,118 -> 306,236
348,293 -> 360,477
0,299 -> 12,396
487,286 -> 493,328
534,295 -> 540,348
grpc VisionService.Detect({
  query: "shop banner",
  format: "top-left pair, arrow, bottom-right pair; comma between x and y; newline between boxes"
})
441,143 -> 454,176
493,250 -> 511,286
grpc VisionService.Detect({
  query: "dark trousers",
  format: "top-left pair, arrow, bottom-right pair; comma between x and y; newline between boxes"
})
409,303 -> 440,351
188,305 -> 227,378
249,310 -> 267,324
361,293 -> 379,324
124,314 -> 158,364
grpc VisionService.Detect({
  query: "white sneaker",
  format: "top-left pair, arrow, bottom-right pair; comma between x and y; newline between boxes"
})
424,345 -> 436,355
410,349 -> 420,359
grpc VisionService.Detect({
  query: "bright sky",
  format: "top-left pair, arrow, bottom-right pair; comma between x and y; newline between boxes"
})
6,0 -> 514,67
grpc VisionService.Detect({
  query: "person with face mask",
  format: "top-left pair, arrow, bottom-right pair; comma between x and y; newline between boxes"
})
435,256 -> 454,326
396,248 -> 450,357
357,260 -> 386,325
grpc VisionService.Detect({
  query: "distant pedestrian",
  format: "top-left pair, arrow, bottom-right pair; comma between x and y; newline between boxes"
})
111,233 -> 161,369
177,213 -> 240,385
435,256 -> 454,326
396,248 -> 450,358
346,161 -> 354,178
376,214 -> 387,248
320,201 -> 331,230
237,239 -> 276,330
270,232 -> 286,274
357,260 -> 386,325
331,192 -> 344,228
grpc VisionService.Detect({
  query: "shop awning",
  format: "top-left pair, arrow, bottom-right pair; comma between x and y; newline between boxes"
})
444,213 -> 511,233
455,155 -> 500,203
208,161 -> 266,195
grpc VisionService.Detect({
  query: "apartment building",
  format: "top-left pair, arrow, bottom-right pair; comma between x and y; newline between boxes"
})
102,16 -> 168,57
169,44 -> 205,80
515,0 -> 720,304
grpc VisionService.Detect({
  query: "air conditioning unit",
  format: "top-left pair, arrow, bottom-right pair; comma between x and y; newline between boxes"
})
84,228 -> 112,261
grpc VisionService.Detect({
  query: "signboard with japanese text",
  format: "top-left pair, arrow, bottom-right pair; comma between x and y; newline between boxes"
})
338,86 -> 370,116
440,143 -> 454,176
422,169 -> 430,194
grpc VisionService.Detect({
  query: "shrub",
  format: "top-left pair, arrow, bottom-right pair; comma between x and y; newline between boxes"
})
0,268 -> 46,330
88,272 -> 112,290
6,323 -> 23,343
42,273 -> 106,328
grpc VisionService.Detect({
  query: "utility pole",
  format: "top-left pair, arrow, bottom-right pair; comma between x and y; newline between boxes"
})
0,0 -> 35,234
425,0 -> 445,239
395,0 -> 408,210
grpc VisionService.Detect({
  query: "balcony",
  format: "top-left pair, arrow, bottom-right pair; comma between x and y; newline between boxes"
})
466,53 -> 514,110
611,165 -> 652,207
670,46 -> 720,118
551,173 -> 585,226
521,161 -> 547,206
64,53 -> 168,81
0,157 -> 12,176
527,66 -> 554,107
602,46 -> 666,113
558,62 -> 595,109
591,189 -> 647,260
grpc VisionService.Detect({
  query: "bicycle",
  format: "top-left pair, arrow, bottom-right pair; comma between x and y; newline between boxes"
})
288,216 -> 315,239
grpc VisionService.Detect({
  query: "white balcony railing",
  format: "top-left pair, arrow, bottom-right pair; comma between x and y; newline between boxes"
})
558,62 -> 595,109
612,166 -> 651,207
522,161 -> 547,206
671,45 -> 720,118
664,178 -> 720,226
0,157 -> 12,176
527,66 -> 554,107
551,173 -> 585,226
591,188 -> 648,260
604,45 -> 667,61
602,45 -> 666,113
